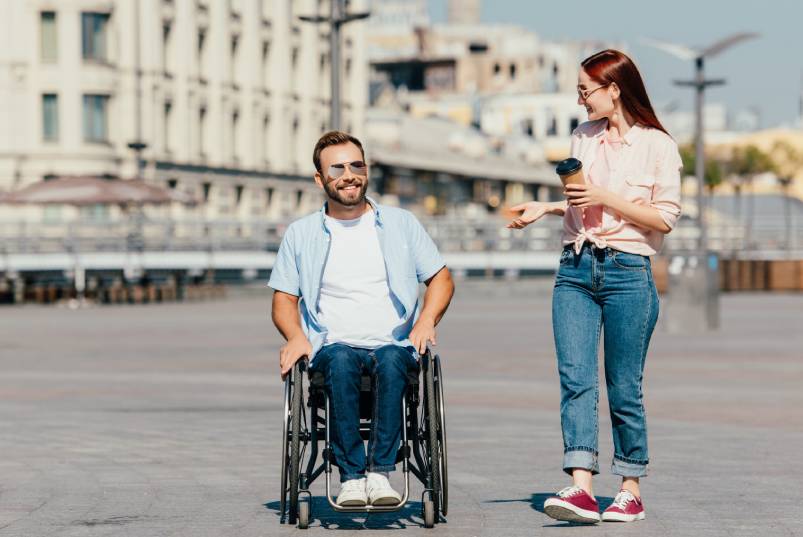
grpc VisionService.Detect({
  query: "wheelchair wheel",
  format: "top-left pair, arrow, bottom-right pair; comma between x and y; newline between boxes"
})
298,500 -> 310,529
279,374 -> 291,521
434,354 -> 448,516
423,353 -> 441,519
288,362 -> 304,525
422,499 -> 435,528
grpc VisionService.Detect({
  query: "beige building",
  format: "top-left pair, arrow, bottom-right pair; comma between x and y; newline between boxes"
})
0,0 -> 368,221
369,21 -> 617,99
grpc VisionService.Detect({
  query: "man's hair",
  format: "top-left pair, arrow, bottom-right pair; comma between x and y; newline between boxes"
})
312,131 -> 365,173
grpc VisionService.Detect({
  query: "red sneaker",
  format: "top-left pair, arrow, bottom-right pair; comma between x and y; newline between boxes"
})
602,489 -> 646,522
543,486 -> 600,524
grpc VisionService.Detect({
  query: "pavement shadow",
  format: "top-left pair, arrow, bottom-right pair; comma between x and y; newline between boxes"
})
264,497 -> 427,530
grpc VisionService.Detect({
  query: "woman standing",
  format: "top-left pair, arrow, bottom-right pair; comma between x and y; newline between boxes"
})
508,49 -> 682,524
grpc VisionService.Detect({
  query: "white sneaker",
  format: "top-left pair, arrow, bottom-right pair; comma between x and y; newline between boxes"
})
366,472 -> 402,506
336,478 -> 367,507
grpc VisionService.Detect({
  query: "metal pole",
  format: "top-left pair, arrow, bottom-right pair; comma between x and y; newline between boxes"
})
300,2 -> 368,132
128,0 -> 147,178
330,0 -> 342,130
134,0 -> 143,176
694,57 -> 706,252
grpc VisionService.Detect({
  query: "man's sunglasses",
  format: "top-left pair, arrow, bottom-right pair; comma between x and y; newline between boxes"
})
327,160 -> 368,179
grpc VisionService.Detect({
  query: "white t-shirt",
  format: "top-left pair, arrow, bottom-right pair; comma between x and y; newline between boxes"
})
317,209 -> 404,349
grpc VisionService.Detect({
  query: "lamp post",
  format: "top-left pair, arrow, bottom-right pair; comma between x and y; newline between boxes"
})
299,0 -> 370,130
644,33 -> 759,331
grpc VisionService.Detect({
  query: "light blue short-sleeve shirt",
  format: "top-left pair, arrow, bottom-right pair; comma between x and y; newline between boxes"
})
268,197 -> 446,361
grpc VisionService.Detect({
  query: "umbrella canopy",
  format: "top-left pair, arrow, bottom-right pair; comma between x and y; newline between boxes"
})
0,176 -> 197,206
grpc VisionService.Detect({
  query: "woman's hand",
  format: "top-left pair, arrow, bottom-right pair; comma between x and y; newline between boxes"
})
507,201 -> 556,229
564,184 -> 615,209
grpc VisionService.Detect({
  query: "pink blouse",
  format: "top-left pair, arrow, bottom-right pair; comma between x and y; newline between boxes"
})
562,120 -> 683,256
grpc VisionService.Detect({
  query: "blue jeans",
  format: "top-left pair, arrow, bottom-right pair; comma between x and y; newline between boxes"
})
552,244 -> 659,478
310,343 -> 419,482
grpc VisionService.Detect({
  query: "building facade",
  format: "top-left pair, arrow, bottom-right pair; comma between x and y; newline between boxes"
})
0,0 -> 368,220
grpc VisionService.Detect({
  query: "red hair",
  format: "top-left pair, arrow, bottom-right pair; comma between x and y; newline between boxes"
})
581,49 -> 669,135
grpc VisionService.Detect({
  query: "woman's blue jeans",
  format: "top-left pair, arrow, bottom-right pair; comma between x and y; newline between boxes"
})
552,244 -> 659,478
310,343 -> 418,482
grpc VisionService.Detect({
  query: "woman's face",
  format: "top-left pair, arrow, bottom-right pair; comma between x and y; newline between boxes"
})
577,68 -> 615,121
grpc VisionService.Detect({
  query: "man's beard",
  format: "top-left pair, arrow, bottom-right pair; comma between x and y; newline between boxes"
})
324,179 -> 368,207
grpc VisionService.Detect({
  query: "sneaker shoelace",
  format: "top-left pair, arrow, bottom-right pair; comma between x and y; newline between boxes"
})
557,485 -> 584,498
612,490 -> 636,510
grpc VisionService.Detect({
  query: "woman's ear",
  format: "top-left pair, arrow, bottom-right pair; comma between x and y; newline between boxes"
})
609,82 -> 620,100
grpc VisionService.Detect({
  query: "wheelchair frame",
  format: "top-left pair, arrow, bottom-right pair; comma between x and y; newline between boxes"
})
279,350 -> 448,529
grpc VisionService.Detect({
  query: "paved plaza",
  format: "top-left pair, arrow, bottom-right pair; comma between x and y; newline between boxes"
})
0,281 -> 801,536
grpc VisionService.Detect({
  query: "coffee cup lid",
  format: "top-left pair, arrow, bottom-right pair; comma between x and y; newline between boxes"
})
556,158 -> 582,176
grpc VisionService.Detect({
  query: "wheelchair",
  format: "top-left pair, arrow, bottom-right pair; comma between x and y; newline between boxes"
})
279,349 -> 448,529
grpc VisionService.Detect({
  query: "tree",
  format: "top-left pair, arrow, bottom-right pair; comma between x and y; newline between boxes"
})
728,145 -> 777,251
768,141 -> 803,253
679,144 -> 725,192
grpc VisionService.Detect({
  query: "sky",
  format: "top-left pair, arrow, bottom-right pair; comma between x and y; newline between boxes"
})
428,0 -> 802,129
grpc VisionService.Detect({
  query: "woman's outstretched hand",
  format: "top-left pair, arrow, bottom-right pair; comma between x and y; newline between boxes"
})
507,201 -> 552,229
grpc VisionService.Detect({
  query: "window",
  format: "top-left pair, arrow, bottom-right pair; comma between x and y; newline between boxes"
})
82,94 -> 109,142
230,35 -> 239,82
162,22 -> 172,73
163,101 -> 172,152
42,94 -> 59,141
81,12 -> 110,61
40,12 -> 58,62
198,106 -> 207,157
43,205 -> 63,223
231,110 -> 239,161
197,30 -> 207,78
509,63 -> 516,79
261,40 -> 270,83
80,204 -> 109,222
547,116 -> 558,137
262,114 -> 270,162
570,117 -> 579,131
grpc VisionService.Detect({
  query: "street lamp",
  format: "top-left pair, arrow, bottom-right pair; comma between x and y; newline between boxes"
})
299,1 -> 370,131
643,33 -> 759,331
643,33 -> 759,250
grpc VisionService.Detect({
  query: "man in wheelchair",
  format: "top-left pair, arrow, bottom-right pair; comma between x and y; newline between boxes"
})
269,131 -> 454,508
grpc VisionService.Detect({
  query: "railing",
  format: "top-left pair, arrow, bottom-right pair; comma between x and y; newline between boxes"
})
1,217 -> 801,258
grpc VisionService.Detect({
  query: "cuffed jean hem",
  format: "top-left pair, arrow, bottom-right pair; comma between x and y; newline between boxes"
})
611,457 -> 648,478
339,472 -> 366,483
368,464 -> 396,473
563,449 -> 599,476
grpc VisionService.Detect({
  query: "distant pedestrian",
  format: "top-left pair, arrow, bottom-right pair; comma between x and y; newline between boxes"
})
508,49 -> 682,524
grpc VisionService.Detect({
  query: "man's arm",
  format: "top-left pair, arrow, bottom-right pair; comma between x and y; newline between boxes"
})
409,266 -> 455,354
272,290 -> 312,378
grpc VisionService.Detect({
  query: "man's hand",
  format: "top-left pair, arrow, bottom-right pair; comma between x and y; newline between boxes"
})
279,336 -> 312,379
409,317 -> 437,355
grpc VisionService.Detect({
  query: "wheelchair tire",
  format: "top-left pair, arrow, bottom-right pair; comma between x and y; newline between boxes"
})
288,363 -> 303,525
424,353 -> 441,519
434,354 -> 448,516
279,375 -> 291,522
298,499 -> 310,529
